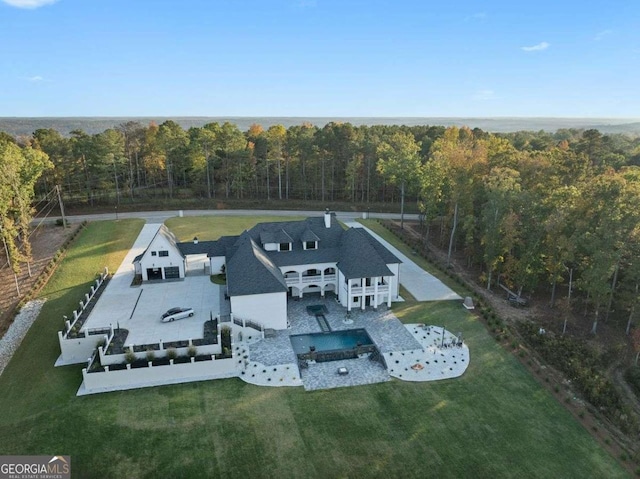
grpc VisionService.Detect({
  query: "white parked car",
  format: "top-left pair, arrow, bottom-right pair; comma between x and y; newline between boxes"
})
161,307 -> 194,322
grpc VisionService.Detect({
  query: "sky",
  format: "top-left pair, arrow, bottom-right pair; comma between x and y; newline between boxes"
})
1,0 -> 639,117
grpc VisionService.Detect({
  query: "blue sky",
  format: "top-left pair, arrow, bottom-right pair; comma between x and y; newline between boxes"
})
1,0 -> 639,117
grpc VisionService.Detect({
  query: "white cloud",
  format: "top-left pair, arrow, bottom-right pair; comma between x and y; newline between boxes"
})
594,29 -> 612,41
473,89 -> 496,101
521,41 -> 550,52
26,75 -> 44,82
2,0 -> 58,9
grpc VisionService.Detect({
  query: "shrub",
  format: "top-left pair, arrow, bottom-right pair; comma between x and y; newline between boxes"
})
187,345 -> 197,358
146,349 -> 155,362
166,348 -> 178,360
125,349 -> 136,364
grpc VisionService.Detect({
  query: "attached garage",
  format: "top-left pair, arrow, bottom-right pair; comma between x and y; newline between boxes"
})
134,225 -> 186,282
146,268 -> 162,281
163,266 -> 181,279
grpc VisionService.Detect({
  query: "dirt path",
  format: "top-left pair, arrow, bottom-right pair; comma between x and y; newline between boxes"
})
0,223 -> 78,337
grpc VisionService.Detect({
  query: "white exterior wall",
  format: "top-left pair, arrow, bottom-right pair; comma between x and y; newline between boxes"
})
231,292 -> 287,330
139,235 -> 184,281
209,256 -> 225,275
57,331 -> 108,365
338,270 -> 348,308
79,357 -> 240,395
99,342 -> 222,366
387,263 -> 400,300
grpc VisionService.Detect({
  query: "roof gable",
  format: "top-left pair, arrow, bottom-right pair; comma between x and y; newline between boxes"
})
337,228 -> 394,280
134,225 -> 183,263
226,232 -> 288,296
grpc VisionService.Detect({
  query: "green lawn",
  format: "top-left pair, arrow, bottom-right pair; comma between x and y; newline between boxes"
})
165,215 -> 305,242
0,216 -> 627,478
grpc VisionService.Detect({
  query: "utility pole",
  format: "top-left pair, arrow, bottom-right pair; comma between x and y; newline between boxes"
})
56,185 -> 67,229
113,157 -> 120,206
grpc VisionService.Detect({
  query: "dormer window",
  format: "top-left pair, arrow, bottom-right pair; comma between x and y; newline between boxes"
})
305,241 -> 317,250
279,243 -> 291,252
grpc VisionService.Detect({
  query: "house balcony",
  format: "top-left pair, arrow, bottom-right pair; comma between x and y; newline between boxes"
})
350,284 -> 389,295
286,274 -> 336,285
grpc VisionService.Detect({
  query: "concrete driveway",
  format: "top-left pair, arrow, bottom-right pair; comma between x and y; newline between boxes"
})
82,224 -> 221,346
344,222 -> 461,302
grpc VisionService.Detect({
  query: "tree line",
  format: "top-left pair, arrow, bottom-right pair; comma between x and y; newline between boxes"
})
1,121 -> 640,335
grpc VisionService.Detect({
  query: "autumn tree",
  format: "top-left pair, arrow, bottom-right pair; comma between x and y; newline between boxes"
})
376,131 -> 421,228
0,139 -> 52,273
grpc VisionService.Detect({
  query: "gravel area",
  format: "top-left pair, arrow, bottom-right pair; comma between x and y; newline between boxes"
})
0,299 -> 46,377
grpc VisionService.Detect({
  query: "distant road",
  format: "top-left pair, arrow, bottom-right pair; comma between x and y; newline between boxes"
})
40,209 -> 420,224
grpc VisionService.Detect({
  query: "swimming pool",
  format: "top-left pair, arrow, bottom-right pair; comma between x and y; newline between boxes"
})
290,329 -> 374,355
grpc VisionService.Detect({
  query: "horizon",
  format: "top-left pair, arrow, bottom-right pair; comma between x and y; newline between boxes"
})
2,115 -> 640,121
1,0 -> 638,117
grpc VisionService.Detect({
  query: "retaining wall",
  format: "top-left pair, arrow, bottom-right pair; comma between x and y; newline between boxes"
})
79,356 -> 240,395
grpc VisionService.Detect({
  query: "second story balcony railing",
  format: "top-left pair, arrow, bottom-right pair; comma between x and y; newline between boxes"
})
350,284 -> 389,295
286,274 -> 336,285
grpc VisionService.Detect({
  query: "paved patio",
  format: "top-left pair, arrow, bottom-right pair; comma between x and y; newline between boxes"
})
244,295 -> 424,390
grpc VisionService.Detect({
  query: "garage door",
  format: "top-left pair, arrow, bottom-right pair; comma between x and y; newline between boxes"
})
164,266 -> 181,279
146,268 -> 162,281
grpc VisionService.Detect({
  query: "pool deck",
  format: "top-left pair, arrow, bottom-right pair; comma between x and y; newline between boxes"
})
242,295 -> 469,391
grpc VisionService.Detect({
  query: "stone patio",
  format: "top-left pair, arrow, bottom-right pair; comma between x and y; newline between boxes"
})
243,294 -> 428,390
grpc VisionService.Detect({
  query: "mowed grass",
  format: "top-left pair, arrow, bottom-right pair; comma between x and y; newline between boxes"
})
165,215 -> 305,241
0,216 -> 627,478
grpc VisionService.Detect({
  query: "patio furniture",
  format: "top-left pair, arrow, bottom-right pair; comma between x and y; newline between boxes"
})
338,367 -> 349,375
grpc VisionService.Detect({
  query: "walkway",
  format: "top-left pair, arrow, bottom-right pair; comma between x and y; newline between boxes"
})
344,222 -> 461,302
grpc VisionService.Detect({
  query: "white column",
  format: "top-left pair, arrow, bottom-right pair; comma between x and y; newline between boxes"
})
361,278 -> 365,310
387,276 -> 392,307
374,276 -> 379,309
347,278 -> 352,312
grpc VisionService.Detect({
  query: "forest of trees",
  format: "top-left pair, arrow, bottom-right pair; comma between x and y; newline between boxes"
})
2,120 -> 640,336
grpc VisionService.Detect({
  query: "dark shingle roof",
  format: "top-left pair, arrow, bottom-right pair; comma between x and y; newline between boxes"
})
249,215 -> 342,250
171,214 -> 400,296
300,227 -> 320,242
226,232 -> 288,296
357,229 -> 401,264
177,240 -> 218,256
337,228 -> 394,280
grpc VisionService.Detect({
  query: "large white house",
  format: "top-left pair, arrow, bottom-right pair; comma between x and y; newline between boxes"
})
134,211 -> 401,331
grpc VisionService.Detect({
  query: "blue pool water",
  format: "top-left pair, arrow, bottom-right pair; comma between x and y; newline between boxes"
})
290,329 -> 373,354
